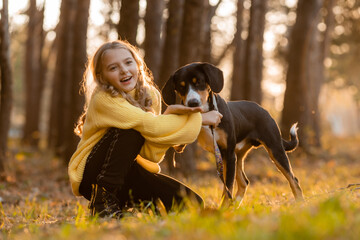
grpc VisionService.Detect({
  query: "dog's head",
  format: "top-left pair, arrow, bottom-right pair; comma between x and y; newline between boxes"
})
162,62 -> 224,110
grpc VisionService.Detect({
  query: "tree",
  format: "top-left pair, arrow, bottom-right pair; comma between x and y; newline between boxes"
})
158,0 -> 185,89
242,0 -> 267,103
175,0 -> 208,175
158,0 -> 185,173
23,0 -> 45,147
67,0 -> 90,160
48,0 -> 76,156
230,0 -> 267,102
144,0 -> 165,83
201,0 -> 225,63
281,0 -> 323,150
307,0 -> 336,147
179,0 -> 207,66
48,0 -> 90,161
0,0 -> 13,178
117,0 -> 139,45
201,0 -> 211,63
230,0 -> 245,100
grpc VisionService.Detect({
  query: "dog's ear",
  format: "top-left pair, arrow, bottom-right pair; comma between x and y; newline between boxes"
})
161,74 -> 176,105
200,63 -> 224,93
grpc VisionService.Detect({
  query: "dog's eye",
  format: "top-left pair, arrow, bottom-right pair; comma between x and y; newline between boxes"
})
192,78 -> 197,84
180,81 -> 185,87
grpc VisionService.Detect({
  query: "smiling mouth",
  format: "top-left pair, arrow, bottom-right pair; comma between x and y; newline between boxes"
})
121,76 -> 132,82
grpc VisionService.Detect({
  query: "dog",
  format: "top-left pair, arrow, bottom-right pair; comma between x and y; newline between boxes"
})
162,62 -> 304,204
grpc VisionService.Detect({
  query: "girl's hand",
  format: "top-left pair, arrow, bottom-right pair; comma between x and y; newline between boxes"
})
201,110 -> 223,127
163,104 -> 202,115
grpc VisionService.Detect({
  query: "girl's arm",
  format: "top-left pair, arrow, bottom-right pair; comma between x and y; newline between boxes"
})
163,105 -> 202,115
164,104 -> 223,127
89,90 -> 202,145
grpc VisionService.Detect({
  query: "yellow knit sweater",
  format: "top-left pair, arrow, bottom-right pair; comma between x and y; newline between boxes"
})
68,87 -> 202,196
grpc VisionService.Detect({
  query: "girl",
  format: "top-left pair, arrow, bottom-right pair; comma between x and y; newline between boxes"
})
68,40 -> 222,218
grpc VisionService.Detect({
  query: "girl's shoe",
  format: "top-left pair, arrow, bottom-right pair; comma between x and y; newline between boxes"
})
88,184 -> 123,218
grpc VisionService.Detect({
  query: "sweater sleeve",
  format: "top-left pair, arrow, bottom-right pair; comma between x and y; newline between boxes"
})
89,90 -> 202,146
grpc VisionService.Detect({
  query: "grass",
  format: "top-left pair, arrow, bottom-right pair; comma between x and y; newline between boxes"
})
1,135 -> 360,239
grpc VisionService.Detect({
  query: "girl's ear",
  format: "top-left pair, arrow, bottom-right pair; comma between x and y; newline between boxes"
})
161,74 -> 176,105
200,63 -> 224,93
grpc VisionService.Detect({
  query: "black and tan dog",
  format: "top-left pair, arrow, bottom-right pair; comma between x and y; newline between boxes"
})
162,62 -> 304,204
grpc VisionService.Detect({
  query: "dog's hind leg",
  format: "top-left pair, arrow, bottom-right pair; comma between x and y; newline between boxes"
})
258,120 -> 304,200
234,142 -> 252,206
265,143 -> 304,201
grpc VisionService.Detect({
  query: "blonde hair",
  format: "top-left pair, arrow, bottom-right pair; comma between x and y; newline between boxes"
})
75,40 -> 157,136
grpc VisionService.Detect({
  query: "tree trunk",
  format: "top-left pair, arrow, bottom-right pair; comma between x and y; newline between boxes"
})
242,0 -> 267,103
308,0 -> 336,148
201,0 -> 211,63
117,0 -> 139,46
48,0 -> 76,154
201,0 -> 224,63
23,0 -> 45,147
158,0 -> 185,89
158,0 -> 185,174
179,0 -> 207,66
307,17 -> 323,148
0,0 -> 13,178
176,0 -> 208,175
230,0 -> 245,101
281,0 -> 322,150
65,0 -> 90,161
48,0 -> 90,162
144,0 -> 165,83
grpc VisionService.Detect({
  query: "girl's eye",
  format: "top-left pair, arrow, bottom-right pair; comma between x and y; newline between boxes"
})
126,60 -> 133,65
109,66 -> 117,71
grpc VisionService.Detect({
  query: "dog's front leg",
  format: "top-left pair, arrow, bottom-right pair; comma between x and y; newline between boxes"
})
220,149 -> 236,207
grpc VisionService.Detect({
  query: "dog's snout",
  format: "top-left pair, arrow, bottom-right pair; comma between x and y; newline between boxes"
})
187,99 -> 201,107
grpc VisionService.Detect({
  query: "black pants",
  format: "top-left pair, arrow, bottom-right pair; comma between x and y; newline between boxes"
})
79,128 -> 204,211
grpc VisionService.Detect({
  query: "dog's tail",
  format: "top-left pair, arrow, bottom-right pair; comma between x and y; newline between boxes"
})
282,123 -> 299,152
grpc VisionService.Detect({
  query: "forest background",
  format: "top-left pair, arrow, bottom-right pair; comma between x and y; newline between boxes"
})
0,0 -> 360,239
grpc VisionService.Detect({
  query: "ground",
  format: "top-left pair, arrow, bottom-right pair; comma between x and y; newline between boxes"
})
1,135 -> 360,239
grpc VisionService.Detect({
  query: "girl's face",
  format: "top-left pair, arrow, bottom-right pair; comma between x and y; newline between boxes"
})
100,48 -> 139,93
